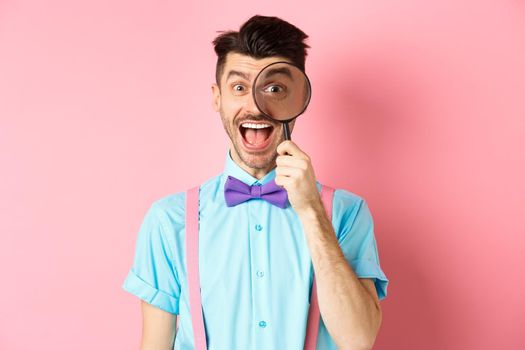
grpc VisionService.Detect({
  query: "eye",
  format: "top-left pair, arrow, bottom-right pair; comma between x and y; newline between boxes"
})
264,85 -> 285,93
233,84 -> 246,92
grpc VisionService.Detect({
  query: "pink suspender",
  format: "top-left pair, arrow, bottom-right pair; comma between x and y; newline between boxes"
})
186,187 -> 207,349
185,184 -> 335,350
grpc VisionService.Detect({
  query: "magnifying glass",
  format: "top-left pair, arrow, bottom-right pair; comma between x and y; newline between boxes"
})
252,61 -> 312,141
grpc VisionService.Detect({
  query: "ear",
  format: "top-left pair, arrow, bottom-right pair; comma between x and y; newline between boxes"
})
211,83 -> 221,112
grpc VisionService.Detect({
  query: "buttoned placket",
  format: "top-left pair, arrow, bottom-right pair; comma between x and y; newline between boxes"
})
248,181 -> 272,346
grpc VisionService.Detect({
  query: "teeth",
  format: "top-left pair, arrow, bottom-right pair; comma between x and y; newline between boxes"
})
241,123 -> 271,129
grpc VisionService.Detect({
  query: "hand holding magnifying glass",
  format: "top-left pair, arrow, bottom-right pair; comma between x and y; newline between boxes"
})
252,61 -> 312,140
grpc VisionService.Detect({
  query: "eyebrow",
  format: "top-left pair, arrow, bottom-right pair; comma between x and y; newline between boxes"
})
225,70 -> 251,82
263,67 -> 293,80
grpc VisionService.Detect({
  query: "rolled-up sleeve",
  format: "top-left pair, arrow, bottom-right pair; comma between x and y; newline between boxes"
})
334,191 -> 389,301
122,202 -> 181,314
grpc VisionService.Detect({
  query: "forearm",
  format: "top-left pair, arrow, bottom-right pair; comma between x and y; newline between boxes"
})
297,200 -> 381,350
140,301 -> 177,350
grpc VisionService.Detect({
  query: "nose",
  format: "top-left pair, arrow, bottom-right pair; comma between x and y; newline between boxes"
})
245,90 -> 263,116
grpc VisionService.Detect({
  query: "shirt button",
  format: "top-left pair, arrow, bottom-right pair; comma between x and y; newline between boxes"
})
256,270 -> 264,277
255,224 -> 263,231
258,320 -> 267,328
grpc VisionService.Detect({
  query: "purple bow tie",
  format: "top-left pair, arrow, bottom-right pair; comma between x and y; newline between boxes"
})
224,175 -> 288,208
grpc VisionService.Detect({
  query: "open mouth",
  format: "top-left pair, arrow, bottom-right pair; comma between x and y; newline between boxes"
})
239,121 -> 275,151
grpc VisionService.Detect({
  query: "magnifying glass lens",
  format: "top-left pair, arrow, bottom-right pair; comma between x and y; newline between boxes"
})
253,62 -> 311,122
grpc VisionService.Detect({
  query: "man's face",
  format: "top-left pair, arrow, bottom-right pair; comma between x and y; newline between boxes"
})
212,53 -> 296,175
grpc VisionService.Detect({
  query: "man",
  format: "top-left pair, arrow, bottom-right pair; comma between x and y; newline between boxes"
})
123,15 -> 389,350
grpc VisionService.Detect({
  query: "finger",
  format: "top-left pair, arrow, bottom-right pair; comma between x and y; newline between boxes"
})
276,140 -> 306,158
276,165 -> 303,178
276,156 -> 309,170
275,174 -> 293,188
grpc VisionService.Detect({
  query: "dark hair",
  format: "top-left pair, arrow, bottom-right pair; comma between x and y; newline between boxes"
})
212,15 -> 310,86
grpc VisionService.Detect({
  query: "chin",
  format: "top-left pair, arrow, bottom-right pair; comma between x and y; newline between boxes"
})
236,145 -> 276,170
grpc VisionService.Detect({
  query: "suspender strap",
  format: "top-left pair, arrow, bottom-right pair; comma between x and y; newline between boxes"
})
186,184 -> 335,350
304,185 -> 335,350
186,186 -> 207,350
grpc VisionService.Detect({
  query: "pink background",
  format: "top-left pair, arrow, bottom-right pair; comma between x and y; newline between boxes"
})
1,0 -> 524,349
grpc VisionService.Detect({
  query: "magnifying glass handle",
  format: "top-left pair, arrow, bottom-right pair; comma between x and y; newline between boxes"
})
283,122 -> 291,141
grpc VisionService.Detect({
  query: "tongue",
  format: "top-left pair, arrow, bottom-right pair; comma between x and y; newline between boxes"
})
244,128 -> 271,145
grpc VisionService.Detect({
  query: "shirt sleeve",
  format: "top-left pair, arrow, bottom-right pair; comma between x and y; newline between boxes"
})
122,202 -> 181,314
334,190 -> 389,301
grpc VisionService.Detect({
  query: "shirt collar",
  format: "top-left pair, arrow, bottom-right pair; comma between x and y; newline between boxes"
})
220,149 -> 277,189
